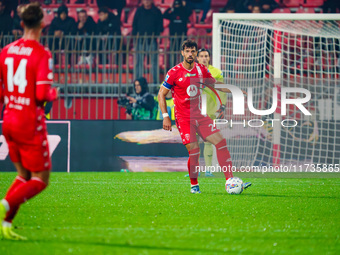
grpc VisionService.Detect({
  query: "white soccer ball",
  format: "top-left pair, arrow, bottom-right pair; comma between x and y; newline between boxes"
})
225,177 -> 244,195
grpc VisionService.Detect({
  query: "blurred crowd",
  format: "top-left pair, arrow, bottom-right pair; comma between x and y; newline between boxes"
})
0,0 -> 338,85
1,0 -> 339,37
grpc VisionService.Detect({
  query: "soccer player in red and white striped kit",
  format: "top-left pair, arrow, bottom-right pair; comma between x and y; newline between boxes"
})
0,2 -> 58,240
158,40 -> 251,193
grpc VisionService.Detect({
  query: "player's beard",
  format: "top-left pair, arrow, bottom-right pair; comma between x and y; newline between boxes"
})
185,57 -> 194,64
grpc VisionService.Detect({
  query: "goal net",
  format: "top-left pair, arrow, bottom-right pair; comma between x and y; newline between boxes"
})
212,14 -> 340,171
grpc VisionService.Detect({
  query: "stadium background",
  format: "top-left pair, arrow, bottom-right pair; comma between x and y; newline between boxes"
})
0,2 -> 339,254
0,0 -> 339,172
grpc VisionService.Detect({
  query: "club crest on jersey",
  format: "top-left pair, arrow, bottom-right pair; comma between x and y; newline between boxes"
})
185,73 -> 196,77
187,85 -> 198,97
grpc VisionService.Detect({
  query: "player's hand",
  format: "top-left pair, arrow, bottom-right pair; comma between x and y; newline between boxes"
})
216,105 -> 225,119
242,90 -> 248,96
163,117 -> 172,131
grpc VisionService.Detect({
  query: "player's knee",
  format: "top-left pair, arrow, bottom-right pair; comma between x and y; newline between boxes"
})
42,176 -> 50,186
19,173 -> 31,181
14,163 -> 30,180
215,138 -> 227,149
189,147 -> 200,161
42,178 -> 49,186
32,171 -> 50,186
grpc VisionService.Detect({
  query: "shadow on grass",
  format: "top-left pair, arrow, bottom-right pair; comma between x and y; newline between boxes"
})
207,192 -> 339,199
241,193 -> 339,199
18,239 -> 227,253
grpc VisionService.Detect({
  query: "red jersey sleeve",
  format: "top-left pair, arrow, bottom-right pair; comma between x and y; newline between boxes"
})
162,67 -> 177,90
36,50 -> 57,102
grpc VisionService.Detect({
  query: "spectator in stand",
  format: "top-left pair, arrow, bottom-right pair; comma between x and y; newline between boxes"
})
48,4 -> 77,64
2,0 -> 25,15
164,0 -> 191,37
77,9 -> 96,35
76,9 -> 97,65
245,0 -> 278,13
0,0 -> 13,36
163,0 -> 191,66
132,0 -> 163,83
96,7 -> 121,64
252,4 -> 262,13
186,0 -> 211,23
322,0 -> 340,13
48,4 -> 77,40
97,7 -> 121,36
222,0 -> 248,13
12,4 -> 25,36
224,6 -> 236,13
125,77 -> 156,120
96,0 -> 126,20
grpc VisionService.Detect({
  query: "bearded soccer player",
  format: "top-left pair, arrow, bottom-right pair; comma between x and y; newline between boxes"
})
0,3 -> 58,240
158,40 -> 251,193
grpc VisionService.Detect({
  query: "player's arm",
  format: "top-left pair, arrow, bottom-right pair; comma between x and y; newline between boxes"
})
0,57 -> 3,103
36,51 -> 59,102
215,82 -> 247,95
158,86 -> 172,131
201,66 -> 231,93
36,85 -> 59,102
214,71 -> 227,119
202,66 -> 246,94
209,81 -> 232,93
202,81 -> 247,95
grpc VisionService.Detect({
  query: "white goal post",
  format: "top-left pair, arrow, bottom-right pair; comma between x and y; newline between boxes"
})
212,13 -> 340,170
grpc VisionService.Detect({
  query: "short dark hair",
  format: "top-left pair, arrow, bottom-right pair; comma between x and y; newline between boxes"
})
181,40 -> 198,51
78,9 -> 87,14
98,6 -> 109,14
197,48 -> 211,57
21,2 -> 43,29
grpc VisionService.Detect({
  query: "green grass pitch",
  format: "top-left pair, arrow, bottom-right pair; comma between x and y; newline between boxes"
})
0,172 -> 339,255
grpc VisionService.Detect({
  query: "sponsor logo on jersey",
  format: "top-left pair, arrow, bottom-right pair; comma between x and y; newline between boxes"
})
185,73 -> 196,77
187,85 -> 198,97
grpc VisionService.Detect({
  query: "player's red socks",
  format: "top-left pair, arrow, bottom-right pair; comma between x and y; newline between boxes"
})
4,177 -> 47,211
188,148 -> 200,185
3,176 -> 27,223
215,139 -> 233,180
5,176 -> 27,197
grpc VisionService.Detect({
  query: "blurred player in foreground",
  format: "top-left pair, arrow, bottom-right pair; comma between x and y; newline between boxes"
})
0,2 -> 59,240
158,40 -> 251,193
